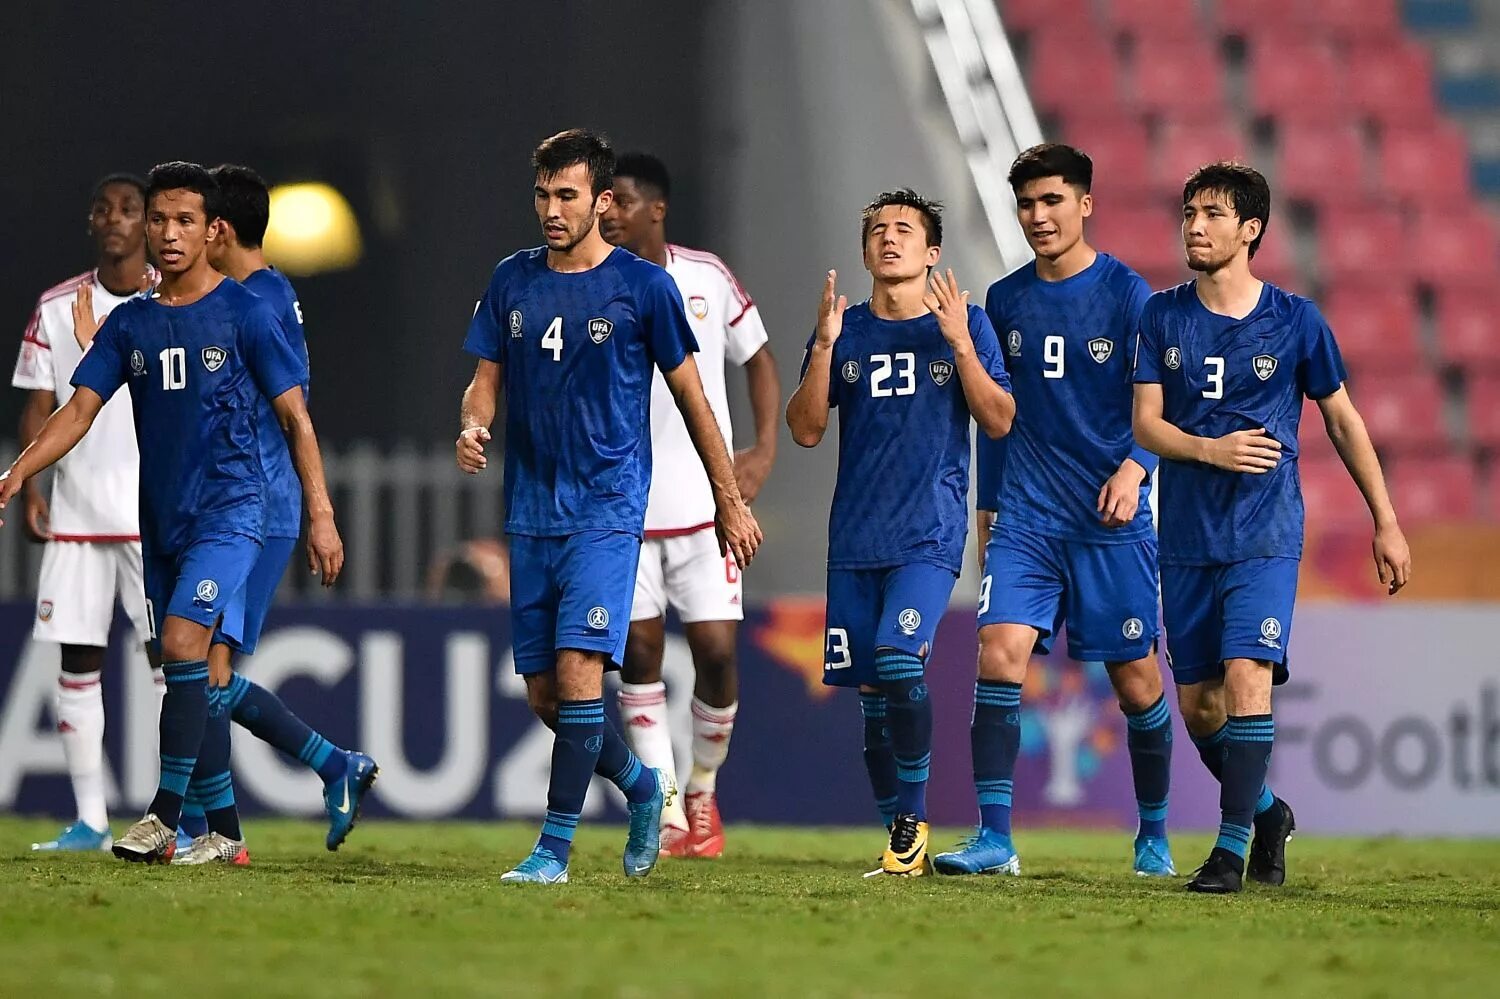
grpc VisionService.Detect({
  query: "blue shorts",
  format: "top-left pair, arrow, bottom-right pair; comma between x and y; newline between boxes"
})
979,527 -> 1158,662
509,530 -> 642,676
142,534 -> 262,646
1161,557 -> 1299,686
823,563 -> 958,689
214,536 -> 297,655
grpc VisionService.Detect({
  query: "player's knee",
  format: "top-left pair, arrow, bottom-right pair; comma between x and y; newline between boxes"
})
977,627 -> 1031,683
1108,657 -> 1164,712
158,618 -> 211,663
526,685 -> 559,727
1176,686 -> 1226,736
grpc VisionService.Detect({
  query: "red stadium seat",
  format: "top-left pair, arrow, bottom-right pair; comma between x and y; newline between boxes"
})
1317,206 -> 1410,284
1060,117 -> 1155,201
1086,201 -> 1184,278
1409,206 -> 1500,289
1216,0 -> 1298,38
1465,373 -> 1500,449
1347,40 -> 1436,126
1252,223 -> 1302,291
1436,288 -> 1500,369
1380,123 -> 1473,203
1321,284 -> 1423,373
1100,0 -> 1201,36
1155,121 -> 1252,193
1130,37 -> 1228,119
1299,399 -> 1341,462
1388,456 -> 1479,524
1025,29 -> 1124,118
1246,37 -> 1348,123
1347,372 -> 1449,452
1277,123 -> 1370,207
1298,456 -> 1370,531
1306,0 -> 1402,41
998,0 -> 1094,34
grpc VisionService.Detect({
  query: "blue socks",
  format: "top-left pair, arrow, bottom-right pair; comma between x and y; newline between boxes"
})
858,691 -> 899,826
151,659 -> 211,829
1123,695 -> 1172,839
1192,721 -> 1278,821
224,672 -> 349,784
189,687 -> 240,841
875,649 -> 930,820
538,698 -> 605,864
971,679 -> 1021,837
1215,714 -> 1275,861
594,717 -> 658,805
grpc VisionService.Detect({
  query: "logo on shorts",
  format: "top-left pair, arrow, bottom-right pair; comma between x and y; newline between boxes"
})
588,317 -> 614,344
508,310 -> 523,338
1259,617 -> 1283,650
688,295 -> 709,319
1122,617 -> 1144,640
1089,337 -> 1113,364
37,600 -> 53,622
897,608 -> 922,635
1007,329 -> 1022,356
130,350 -> 146,376
1164,347 -> 1181,370
928,359 -> 953,386
842,359 -> 861,383
587,606 -> 610,629
1253,354 -> 1278,380
195,579 -> 219,604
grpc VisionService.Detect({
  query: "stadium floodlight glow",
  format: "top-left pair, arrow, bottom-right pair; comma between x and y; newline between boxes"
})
263,182 -> 363,276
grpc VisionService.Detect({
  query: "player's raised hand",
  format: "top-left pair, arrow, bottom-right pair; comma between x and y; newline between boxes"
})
1373,521 -> 1411,596
71,284 -> 102,351
815,270 -> 847,348
457,426 -> 490,474
307,514 -> 344,587
923,269 -> 972,346
1204,428 -> 1282,473
715,493 -> 764,570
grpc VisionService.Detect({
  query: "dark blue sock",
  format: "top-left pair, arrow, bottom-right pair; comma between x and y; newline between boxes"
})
875,649 -> 931,820
150,659 -> 211,829
537,698 -> 605,864
594,716 -> 658,805
189,687 -> 240,841
1124,695 -> 1172,839
1191,722 -> 1278,818
225,672 -> 349,784
972,679 -> 1022,837
858,691 -> 899,826
1216,714 -> 1275,862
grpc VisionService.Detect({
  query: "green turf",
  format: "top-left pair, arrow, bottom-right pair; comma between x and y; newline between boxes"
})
1,818 -> 1497,997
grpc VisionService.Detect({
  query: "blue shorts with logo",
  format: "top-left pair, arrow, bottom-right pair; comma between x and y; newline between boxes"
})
979,526 -> 1159,662
214,536 -> 298,655
823,562 -> 958,689
1160,556 -> 1299,686
510,530 -> 643,676
143,533 -> 262,646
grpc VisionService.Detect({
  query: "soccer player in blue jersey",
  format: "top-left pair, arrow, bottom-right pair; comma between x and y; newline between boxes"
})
456,129 -> 762,884
1133,162 -> 1410,893
0,161 -> 344,864
786,189 -> 1014,877
934,144 -> 1177,879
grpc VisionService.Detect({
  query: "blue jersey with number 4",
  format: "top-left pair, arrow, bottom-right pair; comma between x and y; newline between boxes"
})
463,246 -> 699,538
1133,281 -> 1347,566
802,302 -> 1010,573
72,279 -> 308,556
243,267 -> 309,539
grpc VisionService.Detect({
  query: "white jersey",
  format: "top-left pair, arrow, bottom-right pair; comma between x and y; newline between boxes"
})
11,270 -> 145,540
645,245 -> 769,534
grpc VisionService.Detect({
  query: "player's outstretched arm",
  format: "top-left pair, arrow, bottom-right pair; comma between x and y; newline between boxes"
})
0,388 -> 103,527
924,269 -> 1014,439
270,387 -> 344,587
786,270 -> 845,448
734,346 -> 781,503
457,359 -> 501,474
1132,383 -> 1283,473
664,354 -> 764,568
1316,386 -> 1411,594
17,388 -> 56,541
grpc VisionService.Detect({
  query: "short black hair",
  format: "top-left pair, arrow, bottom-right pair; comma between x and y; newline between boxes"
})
1008,143 -> 1093,193
210,163 -> 270,248
532,128 -> 615,198
1183,161 -> 1271,258
614,151 -> 671,202
145,161 -> 222,220
860,188 -> 944,247
90,172 -> 146,205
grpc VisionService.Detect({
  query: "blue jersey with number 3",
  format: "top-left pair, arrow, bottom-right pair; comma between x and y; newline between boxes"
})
1133,281 -> 1347,566
463,246 -> 698,538
71,279 -> 308,555
802,302 -> 1010,572
243,267 -> 309,539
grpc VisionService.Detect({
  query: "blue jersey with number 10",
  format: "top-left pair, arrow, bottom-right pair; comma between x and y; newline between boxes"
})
464,246 -> 699,539
243,267 -> 309,540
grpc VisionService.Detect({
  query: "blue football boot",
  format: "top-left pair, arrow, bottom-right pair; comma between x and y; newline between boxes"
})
500,846 -> 569,884
623,768 -> 677,878
324,752 -> 379,851
31,821 -> 112,853
1133,834 -> 1177,877
933,827 -> 1022,876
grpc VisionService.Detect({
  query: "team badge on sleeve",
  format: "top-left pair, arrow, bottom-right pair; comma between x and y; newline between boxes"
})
1006,329 -> 1022,356
508,310 -> 523,338
201,346 -> 227,372
688,295 -> 709,319
1088,337 -> 1113,364
929,359 -> 954,386
1164,347 -> 1181,370
1253,354 -> 1278,380
130,350 -> 146,376
587,606 -> 610,629
842,360 -> 861,383
588,317 -> 614,344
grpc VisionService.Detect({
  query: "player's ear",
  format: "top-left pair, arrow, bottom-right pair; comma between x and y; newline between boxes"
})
1079,191 -> 1094,220
1242,216 -> 1262,247
650,199 -> 667,224
594,188 -> 615,216
925,243 -> 941,268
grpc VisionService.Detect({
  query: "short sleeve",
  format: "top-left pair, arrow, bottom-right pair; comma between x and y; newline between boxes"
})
462,264 -> 509,364
726,303 -> 769,366
968,306 -> 1011,392
12,302 -> 55,391
1297,302 -> 1347,401
975,434 -> 1007,513
639,270 -> 699,374
1133,297 -> 1163,384
69,311 -> 127,403
798,331 -> 840,408
242,303 -> 307,402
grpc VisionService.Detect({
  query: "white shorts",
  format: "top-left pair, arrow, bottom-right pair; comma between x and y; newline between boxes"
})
630,528 -> 744,624
32,540 -> 152,646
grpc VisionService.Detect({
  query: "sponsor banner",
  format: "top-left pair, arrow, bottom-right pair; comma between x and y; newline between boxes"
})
0,603 -> 1494,835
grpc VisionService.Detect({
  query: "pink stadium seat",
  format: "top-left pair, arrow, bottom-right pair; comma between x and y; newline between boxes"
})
1436,289 -> 1500,369
1317,207 -> 1410,284
1277,123 -> 1370,206
1298,456 -> 1370,531
1347,40 -> 1436,126
1155,122 -> 1252,193
1465,373 -> 1500,449
1060,117 -> 1155,200
1380,123 -> 1473,203
1409,206 -> 1500,288
1130,37 -> 1227,118
1321,284 -> 1423,373
1086,202 -> 1184,278
1026,30 -> 1124,118
1100,0 -> 1201,36
1348,372 -> 1449,452
998,0 -> 1093,34
1252,223 -> 1301,291
1306,0 -> 1401,40
1388,456 -> 1479,524
1246,37 -> 1348,122
1299,399 -> 1340,462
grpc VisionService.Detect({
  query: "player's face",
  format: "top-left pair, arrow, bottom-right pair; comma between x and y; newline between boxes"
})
535,163 -> 614,252
146,188 -> 218,274
600,176 -> 662,252
1014,177 -> 1091,260
89,182 -> 145,260
862,205 -> 940,283
1182,189 -> 1259,273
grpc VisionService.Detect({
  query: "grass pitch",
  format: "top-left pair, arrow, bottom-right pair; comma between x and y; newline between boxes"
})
1,818 -> 1497,998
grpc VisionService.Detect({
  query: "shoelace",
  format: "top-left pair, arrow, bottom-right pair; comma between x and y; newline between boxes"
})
688,798 -> 714,841
517,849 -> 557,874
889,815 -> 920,854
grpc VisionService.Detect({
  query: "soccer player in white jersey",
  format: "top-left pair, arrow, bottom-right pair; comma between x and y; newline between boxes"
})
601,153 -> 781,857
11,174 -> 159,852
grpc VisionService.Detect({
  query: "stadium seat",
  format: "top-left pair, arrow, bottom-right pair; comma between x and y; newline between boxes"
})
1379,123 -> 1473,203
1276,123 -> 1370,207
1215,0 -> 1298,38
1298,455 -> 1370,531
1086,201 -> 1184,279
1299,399 -> 1340,462
1025,29 -> 1124,118
1245,37 -> 1348,123
1316,206 -> 1411,284
1409,205 -> 1500,288
1347,371 -> 1450,452
1388,456 -> 1479,524
1321,284 -> 1423,373
1129,37 -> 1227,119
1436,288 -> 1500,369
1305,0 -> 1401,40
1100,0 -> 1202,37
1252,223 -> 1301,292
1347,40 -> 1437,126
1059,117 -> 1154,200
1155,121 -> 1251,193
1465,373 -> 1500,449
997,0 -> 1093,35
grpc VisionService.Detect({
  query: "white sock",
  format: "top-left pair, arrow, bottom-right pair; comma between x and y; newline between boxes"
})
618,681 -> 686,829
151,666 -> 165,716
688,698 -> 737,795
56,671 -> 108,831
